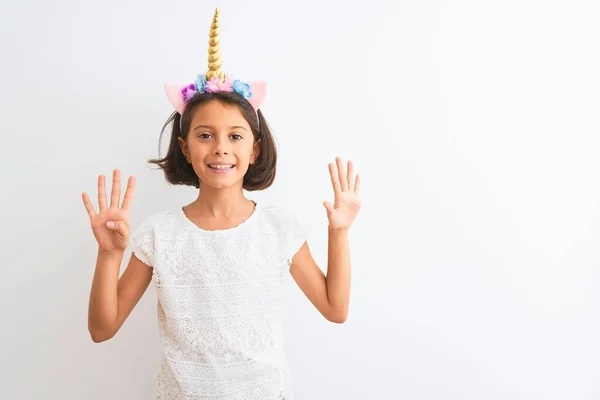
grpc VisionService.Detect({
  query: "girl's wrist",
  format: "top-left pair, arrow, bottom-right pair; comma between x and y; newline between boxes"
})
328,226 -> 349,234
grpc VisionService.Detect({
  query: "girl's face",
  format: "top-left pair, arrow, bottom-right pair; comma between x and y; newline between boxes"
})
179,100 -> 259,190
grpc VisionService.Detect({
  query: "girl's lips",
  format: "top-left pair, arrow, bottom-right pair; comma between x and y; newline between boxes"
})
207,164 -> 235,174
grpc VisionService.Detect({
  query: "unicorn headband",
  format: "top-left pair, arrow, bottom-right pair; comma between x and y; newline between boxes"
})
164,7 -> 267,128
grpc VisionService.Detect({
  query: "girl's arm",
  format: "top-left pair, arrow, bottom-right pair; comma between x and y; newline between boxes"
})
88,251 -> 152,342
290,231 -> 351,323
83,169 -> 151,342
290,157 -> 361,323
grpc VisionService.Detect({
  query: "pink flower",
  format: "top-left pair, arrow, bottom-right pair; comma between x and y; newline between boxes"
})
205,78 -> 221,93
218,77 -> 234,92
205,77 -> 234,93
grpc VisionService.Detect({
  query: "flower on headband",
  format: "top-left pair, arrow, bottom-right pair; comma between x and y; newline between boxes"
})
181,83 -> 198,102
195,74 -> 207,93
205,76 -> 233,93
219,77 -> 234,92
233,80 -> 252,99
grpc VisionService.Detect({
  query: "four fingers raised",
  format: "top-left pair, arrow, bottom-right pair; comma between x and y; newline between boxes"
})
83,169 -> 136,220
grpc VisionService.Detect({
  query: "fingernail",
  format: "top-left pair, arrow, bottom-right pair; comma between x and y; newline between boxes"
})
107,221 -> 115,228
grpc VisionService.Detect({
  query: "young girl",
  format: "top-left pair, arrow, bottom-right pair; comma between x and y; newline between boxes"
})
83,8 -> 361,400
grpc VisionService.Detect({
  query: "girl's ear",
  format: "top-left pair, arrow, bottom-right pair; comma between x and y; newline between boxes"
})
178,137 -> 191,163
250,139 -> 261,165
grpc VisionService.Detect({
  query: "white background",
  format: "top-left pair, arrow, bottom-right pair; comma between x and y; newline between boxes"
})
1,0 -> 599,399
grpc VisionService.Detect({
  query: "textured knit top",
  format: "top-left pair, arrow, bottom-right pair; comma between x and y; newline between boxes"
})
131,203 -> 307,400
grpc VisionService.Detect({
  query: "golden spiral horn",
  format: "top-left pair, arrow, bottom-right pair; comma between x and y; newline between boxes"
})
206,7 -> 224,81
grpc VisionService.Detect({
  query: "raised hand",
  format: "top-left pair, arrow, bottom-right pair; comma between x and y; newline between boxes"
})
82,169 -> 136,253
323,157 -> 362,231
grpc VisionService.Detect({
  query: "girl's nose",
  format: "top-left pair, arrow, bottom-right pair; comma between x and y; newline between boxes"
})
213,137 -> 230,155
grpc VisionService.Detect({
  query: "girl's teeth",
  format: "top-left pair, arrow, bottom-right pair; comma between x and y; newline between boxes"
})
210,165 -> 233,170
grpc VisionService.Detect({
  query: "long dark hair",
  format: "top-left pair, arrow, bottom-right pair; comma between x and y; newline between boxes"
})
149,91 -> 277,191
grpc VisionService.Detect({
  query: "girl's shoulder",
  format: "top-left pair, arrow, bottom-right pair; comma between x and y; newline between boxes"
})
130,210 -> 179,267
132,209 -> 183,234
253,202 -> 306,234
253,202 -> 308,263
255,202 -> 296,222
136,208 -> 179,224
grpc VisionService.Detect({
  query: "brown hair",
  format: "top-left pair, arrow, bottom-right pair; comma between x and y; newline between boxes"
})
149,91 -> 277,191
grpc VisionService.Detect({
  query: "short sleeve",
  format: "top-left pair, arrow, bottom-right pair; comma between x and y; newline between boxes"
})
283,214 -> 309,266
130,216 -> 156,267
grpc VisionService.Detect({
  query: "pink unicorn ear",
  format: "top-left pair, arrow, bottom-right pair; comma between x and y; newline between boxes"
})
164,83 -> 187,114
247,81 -> 267,111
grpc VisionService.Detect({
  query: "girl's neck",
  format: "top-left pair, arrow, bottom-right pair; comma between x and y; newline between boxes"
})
187,185 -> 254,219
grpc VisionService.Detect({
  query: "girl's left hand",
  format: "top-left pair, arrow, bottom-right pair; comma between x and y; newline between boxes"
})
324,157 -> 362,231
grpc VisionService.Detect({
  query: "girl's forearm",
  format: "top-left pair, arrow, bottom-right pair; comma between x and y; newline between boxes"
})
88,249 -> 123,341
325,228 -> 351,322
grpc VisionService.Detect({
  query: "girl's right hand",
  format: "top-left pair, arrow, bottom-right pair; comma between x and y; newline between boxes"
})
82,169 -> 136,253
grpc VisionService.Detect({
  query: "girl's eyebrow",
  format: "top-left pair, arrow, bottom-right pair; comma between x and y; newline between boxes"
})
193,125 -> 248,132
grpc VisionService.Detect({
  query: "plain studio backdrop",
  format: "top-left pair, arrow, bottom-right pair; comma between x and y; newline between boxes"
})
1,0 -> 600,399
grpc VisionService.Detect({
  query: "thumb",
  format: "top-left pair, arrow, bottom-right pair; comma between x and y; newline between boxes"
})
107,220 -> 128,237
323,201 -> 335,216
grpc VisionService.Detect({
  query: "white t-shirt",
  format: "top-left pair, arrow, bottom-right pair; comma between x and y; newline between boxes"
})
131,203 -> 307,400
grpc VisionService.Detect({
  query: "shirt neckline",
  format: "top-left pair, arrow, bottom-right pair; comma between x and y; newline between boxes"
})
179,201 -> 259,235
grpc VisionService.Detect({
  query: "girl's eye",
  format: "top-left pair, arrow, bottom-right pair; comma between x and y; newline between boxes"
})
196,133 -> 243,140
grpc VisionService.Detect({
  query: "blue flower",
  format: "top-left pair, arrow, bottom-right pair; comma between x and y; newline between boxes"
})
195,74 -> 207,93
233,80 -> 252,99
